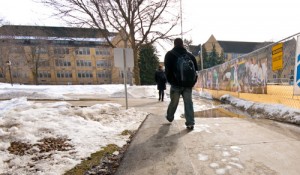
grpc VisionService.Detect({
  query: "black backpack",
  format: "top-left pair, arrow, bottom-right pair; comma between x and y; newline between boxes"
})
171,50 -> 197,87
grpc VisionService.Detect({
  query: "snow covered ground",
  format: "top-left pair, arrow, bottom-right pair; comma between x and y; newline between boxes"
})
0,83 -> 299,174
0,84 -> 152,174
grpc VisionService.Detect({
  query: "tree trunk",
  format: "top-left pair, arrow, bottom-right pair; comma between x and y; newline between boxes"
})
133,49 -> 140,85
34,64 -> 39,85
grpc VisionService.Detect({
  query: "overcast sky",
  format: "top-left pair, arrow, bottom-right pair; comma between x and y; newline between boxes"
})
0,0 -> 299,58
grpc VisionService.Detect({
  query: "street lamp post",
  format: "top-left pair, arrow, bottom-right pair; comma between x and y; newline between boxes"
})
6,60 -> 13,86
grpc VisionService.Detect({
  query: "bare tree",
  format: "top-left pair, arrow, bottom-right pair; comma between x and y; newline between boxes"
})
41,0 -> 180,84
0,40 -> 10,82
184,38 -> 193,51
0,21 -> 6,78
22,35 -> 52,85
0,25 -> 15,83
0,17 -> 10,26
0,25 -> 52,85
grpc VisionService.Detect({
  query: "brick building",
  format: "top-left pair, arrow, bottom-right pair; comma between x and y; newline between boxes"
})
0,25 -> 132,85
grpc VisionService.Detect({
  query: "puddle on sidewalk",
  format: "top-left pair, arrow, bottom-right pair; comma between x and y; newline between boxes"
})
194,107 -> 247,118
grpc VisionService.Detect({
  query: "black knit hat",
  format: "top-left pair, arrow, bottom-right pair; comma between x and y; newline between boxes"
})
174,38 -> 183,47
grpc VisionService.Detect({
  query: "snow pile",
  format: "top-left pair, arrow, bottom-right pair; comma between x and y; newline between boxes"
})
220,94 -> 300,125
110,85 -> 157,98
197,90 -> 213,100
0,84 -> 126,100
0,97 -> 148,174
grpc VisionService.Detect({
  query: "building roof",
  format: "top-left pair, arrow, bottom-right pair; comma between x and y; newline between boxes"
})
217,41 -> 271,54
0,25 -> 115,38
188,44 -> 201,56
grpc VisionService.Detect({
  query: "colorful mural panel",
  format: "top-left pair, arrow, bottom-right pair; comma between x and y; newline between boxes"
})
197,55 -> 268,94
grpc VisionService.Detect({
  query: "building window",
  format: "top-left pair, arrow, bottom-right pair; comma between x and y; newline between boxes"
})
38,60 -> 50,67
54,47 -> 69,55
52,40 -> 69,45
35,47 -> 48,54
97,70 -> 111,79
76,60 -> 92,67
75,47 -> 90,55
96,60 -> 111,68
13,72 -> 28,78
74,41 -> 82,45
38,71 -> 51,78
10,47 -> 23,53
77,71 -> 93,78
223,53 -> 228,60
95,47 -> 110,55
57,71 -> 72,78
55,59 -> 71,67
0,72 -> 4,78
13,59 -> 26,67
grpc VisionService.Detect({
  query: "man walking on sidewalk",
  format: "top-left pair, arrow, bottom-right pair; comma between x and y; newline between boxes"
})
164,38 -> 198,130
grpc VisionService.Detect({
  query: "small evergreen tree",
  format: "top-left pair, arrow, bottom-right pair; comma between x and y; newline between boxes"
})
218,51 -> 225,65
139,44 -> 160,85
208,44 -> 219,68
202,44 -> 224,69
201,45 -> 209,69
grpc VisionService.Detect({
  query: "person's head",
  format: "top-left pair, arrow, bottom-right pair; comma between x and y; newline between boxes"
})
174,38 -> 184,48
158,64 -> 163,70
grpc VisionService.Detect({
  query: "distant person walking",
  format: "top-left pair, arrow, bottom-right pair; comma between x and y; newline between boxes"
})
164,38 -> 198,130
155,65 -> 167,101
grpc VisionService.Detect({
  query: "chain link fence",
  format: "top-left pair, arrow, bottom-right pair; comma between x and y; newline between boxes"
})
196,33 -> 300,109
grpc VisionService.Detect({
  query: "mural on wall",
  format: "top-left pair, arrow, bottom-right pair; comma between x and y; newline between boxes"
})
195,37 -> 297,95
197,55 -> 268,94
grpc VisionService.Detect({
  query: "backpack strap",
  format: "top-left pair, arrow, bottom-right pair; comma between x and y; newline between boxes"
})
171,50 -> 190,59
170,50 -> 180,57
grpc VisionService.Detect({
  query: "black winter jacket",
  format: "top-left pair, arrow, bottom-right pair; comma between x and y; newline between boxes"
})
155,70 -> 167,90
164,46 -> 198,87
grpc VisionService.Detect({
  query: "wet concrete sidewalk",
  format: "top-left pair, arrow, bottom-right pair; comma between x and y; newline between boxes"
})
113,99 -> 300,175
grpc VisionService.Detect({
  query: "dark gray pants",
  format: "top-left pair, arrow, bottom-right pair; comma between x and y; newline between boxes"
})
166,86 -> 195,126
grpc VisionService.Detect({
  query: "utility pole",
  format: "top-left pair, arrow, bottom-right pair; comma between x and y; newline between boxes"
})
180,0 -> 183,38
199,45 -> 203,71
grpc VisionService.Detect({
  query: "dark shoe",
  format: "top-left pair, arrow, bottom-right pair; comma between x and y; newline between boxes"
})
186,125 -> 194,130
158,98 -> 161,101
161,99 -> 164,102
166,116 -> 173,122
